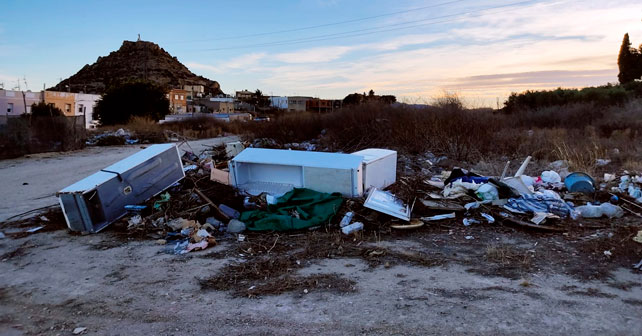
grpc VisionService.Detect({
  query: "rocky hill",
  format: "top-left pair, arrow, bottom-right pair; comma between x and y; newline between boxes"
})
50,40 -> 222,95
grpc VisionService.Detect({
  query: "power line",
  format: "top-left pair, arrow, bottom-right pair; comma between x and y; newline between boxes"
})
173,0 -> 470,44
191,0 -> 543,52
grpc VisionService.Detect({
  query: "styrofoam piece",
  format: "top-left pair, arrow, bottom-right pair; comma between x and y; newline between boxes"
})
352,148 -> 397,191
364,188 -> 410,221
57,144 -> 184,233
225,141 -> 245,158
229,148 -> 363,197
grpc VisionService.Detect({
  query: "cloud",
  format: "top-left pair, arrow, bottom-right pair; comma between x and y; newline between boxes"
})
186,52 -> 266,73
181,0 -> 641,104
273,46 -> 354,63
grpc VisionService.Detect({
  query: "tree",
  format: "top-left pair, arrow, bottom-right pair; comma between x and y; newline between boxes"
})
343,93 -> 365,106
30,102 -> 64,117
618,33 -> 642,84
95,81 -> 170,125
379,95 -> 397,104
253,89 -> 270,108
343,91 -> 397,106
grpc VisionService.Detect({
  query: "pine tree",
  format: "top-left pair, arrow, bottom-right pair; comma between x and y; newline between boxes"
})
618,33 -> 641,83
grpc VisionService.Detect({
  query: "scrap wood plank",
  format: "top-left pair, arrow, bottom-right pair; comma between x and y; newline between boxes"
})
502,217 -> 565,232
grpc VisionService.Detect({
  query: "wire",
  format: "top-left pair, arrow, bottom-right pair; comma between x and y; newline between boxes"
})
191,0 -> 542,52
173,0 -> 470,43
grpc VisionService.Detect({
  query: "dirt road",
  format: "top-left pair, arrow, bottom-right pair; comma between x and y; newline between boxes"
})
0,226 -> 640,335
0,136 -> 238,222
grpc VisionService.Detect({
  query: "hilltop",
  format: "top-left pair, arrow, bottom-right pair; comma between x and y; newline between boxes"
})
50,40 -> 222,95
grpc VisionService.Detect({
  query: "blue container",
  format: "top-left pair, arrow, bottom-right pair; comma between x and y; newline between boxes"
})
564,172 -> 595,194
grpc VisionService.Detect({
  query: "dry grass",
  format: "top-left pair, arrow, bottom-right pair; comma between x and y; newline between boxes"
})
91,97 -> 642,168
485,245 -> 533,269
552,140 -> 606,176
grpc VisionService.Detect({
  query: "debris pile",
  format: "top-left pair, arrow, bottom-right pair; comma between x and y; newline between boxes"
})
44,140 -> 641,261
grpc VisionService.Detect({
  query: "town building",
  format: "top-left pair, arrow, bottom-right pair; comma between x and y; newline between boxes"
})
269,96 -> 288,110
44,91 -> 76,116
235,90 -> 255,101
287,96 -> 313,112
75,93 -> 101,128
167,89 -> 188,113
183,85 -> 205,100
306,99 -> 341,113
0,89 -> 43,116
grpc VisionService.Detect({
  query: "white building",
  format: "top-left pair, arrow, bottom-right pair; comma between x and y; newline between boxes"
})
269,96 -> 288,110
74,93 -> 101,129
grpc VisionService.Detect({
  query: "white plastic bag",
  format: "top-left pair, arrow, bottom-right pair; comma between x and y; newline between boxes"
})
541,170 -> 561,184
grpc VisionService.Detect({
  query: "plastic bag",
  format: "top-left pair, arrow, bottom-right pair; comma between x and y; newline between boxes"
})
475,183 -> 499,201
541,170 -> 561,184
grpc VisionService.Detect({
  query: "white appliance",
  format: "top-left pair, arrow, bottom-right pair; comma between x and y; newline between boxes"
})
352,148 -> 397,191
57,144 -> 184,233
229,148 -> 363,197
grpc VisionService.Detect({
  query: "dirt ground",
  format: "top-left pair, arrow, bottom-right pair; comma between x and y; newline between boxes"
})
1,139 -> 641,335
0,136 -> 239,222
1,215 -> 641,335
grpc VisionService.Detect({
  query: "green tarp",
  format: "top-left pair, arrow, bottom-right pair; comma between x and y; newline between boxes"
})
239,188 -> 343,231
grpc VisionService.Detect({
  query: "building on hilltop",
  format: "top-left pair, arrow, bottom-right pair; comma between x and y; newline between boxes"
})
167,89 -> 187,113
235,90 -> 255,101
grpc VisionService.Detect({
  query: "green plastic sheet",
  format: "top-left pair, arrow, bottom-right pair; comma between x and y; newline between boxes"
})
240,188 -> 343,231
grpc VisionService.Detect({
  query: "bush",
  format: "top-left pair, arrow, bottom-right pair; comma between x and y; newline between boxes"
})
95,81 -> 170,125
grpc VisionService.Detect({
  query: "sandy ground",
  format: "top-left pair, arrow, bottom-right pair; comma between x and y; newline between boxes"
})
0,228 -> 641,336
0,136 -> 239,222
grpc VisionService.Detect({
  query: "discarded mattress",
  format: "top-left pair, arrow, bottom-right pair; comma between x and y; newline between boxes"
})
239,188 -> 343,231
229,148 -> 364,197
57,144 -> 185,233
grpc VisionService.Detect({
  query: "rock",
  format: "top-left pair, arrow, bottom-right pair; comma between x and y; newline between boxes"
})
227,219 -> 246,233
73,327 -> 87,335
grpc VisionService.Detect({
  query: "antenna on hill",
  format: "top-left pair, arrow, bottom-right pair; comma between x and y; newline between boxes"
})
138,33 -> 141,42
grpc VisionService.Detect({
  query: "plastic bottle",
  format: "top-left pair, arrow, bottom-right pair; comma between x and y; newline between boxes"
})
341,222 -> 363,234
577,203 -> 624,219
340,212 -> 354,227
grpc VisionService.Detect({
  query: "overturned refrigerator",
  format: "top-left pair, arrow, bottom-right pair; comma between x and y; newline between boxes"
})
57,144 -> 185,233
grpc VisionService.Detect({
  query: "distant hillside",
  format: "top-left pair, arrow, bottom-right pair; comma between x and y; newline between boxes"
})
50,40 -> 222,95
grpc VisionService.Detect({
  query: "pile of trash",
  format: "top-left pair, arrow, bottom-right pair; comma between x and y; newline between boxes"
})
414,156 -> 642,232
55,138 -> 642,255
86,128 -> 139,146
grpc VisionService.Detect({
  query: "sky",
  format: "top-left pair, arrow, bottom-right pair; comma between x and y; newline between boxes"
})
1,0 -> 641,106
